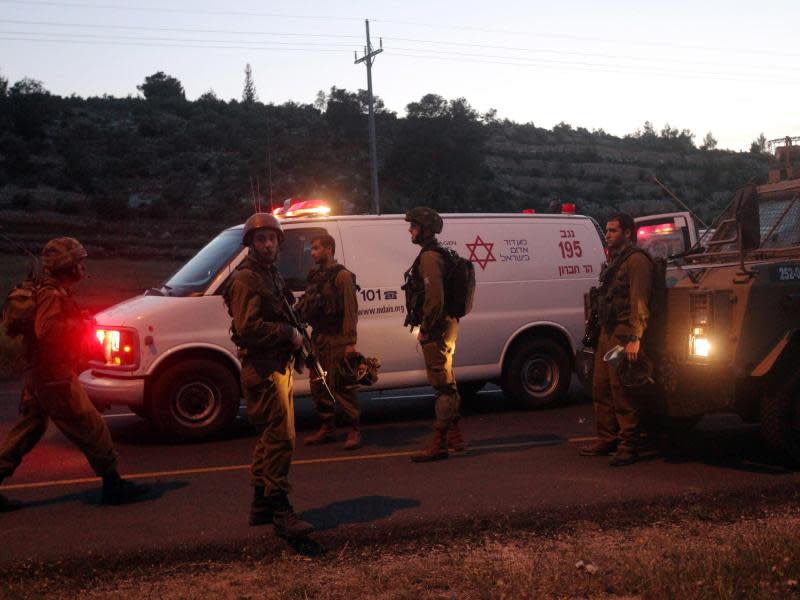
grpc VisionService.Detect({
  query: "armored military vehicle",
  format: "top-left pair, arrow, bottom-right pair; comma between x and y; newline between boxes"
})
577,138 -> 800,463
647,138 -> 800,464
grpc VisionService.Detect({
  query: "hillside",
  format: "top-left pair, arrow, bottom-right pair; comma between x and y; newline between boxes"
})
0,74 -> 771,256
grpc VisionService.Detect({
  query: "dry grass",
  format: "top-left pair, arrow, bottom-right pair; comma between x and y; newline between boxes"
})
5,509 -> 799,599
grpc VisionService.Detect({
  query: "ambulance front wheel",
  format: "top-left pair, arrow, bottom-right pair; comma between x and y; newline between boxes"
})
149,359 -> 240,441
502,338 -> 571,409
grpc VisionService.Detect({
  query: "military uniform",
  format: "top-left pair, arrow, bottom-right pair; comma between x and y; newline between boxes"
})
300,263 -> 360,440
0,278 -> 119,481
404,207 -> 465,462
0,237 -> 146,511
591,244 -> 653,456
416,241 -> 461,430
227,251 -> 298,496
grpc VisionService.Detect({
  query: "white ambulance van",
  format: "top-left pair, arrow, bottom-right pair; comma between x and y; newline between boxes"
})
80,211 -> 606,440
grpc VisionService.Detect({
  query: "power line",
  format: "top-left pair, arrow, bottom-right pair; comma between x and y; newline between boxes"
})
0,0 -> 364,21
0,36 -> 351,53
384,36 -> 800,68
0,18 -> 363,38
387,52 -> 800,85
1,30 -> 355,48
372,16 -> 794,59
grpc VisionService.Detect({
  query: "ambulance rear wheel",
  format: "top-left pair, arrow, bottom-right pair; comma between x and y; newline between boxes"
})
503,338 -> 570,409
149,359 -> 240,441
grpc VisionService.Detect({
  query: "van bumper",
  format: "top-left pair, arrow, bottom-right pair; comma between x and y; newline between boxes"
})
79,370 -> 145,408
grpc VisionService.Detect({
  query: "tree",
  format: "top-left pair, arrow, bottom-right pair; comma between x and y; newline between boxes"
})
242,63 -> 257,104
700,131 -> 717,151
10,77 -> 47,96
137,71 -> 185,101
750,132 -> 767,154
313,89 -> 326,111
0,71 -> 8,97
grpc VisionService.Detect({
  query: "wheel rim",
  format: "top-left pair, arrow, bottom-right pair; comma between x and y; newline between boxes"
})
172,381 -> 220,427
521,355 -> 559,397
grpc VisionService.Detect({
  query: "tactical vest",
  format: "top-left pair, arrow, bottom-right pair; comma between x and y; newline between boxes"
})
298,263 -> 354,335
33,281 -> 89,374
597,245 -> 653,330
223,256 -> 292,360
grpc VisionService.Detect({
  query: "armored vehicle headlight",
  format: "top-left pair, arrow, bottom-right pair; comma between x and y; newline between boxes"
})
689,324 -> 711,358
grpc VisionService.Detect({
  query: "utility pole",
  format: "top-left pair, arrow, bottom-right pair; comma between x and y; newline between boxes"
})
355,19 -> 383,214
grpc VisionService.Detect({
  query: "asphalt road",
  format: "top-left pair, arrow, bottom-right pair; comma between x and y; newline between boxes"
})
0,380 -> 797,568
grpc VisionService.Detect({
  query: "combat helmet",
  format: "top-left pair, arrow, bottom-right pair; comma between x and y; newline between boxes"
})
405,206 -> 443,235
618,353 -> 655,389
338,352 -> 381,388
42,237 -> 87,272
242,212 -> 284,245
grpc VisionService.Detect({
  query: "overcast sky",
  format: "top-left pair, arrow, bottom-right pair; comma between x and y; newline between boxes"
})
1,0 -> 798,151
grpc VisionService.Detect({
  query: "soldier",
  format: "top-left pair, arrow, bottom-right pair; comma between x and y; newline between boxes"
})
300,234 -> 362,451
580,213 -> 653,466
403,207 -> 465,462
0,237 -> 148,511
224,213 -> 314,538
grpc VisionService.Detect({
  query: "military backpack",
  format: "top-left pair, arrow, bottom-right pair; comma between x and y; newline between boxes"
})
3,277 -> 39,339
403,245 -> 476,327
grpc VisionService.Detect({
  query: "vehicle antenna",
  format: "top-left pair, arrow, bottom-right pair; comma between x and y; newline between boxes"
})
652,176 -> 709,229
265,104 -> 274,212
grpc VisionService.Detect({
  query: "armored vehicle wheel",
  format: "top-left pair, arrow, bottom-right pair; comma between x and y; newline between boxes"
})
760,377 -> 800,466
149,359 -> 240,441
502,338 -> 570,409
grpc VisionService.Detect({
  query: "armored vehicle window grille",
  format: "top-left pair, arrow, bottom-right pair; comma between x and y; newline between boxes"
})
690,294 -> 709,313
760,198 -> 800,248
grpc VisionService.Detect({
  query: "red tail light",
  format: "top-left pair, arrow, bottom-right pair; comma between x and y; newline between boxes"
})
92,327 -> 139,368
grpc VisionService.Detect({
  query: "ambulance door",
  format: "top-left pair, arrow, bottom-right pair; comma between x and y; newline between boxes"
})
338,222 -> 421,374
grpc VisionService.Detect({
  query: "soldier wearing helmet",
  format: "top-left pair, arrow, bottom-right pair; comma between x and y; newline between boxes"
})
298,233 -> 363,451
0,238 -> 148,512
223,213 -> 314,539
403,207 -> 466,462
580,212 -> 654,467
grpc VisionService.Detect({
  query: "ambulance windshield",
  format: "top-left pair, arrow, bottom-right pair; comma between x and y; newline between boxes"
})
161,229 -> 243,296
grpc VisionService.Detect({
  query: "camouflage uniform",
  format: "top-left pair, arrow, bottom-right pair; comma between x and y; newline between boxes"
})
404,207 -> 464,462
302,263 -> 360,428
416,241 -> 461,429
227,251 -> 298,495
592,244 -> 653,454
0,277 -> 119,481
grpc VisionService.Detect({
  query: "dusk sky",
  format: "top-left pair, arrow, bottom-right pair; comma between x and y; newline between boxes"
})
1,0 -> 798,151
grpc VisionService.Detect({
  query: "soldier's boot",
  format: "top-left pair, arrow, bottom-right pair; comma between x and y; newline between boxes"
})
411,427 -> 449,463
343,427 -> 362,451
269,492 -> 315,539
249,485 -> 273,526
101,472 -> 149,505
0,490 -> 23,512
579,441 -> 617,456
304,421 -> 336,446
448,421 -> 466,453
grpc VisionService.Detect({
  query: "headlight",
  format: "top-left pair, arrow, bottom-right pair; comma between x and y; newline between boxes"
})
92,327 -> 139,368
689,325 -> 711,358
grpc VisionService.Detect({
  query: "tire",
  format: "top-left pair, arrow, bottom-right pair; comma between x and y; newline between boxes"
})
457,380 -> 487,409
760,376 -> 800,467
149,359 -> 241,441
502,338 -> 571,409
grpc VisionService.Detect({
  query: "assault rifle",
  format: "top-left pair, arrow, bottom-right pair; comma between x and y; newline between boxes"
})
280,292 -> 337,407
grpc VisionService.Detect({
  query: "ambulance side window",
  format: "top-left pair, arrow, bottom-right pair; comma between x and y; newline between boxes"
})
278,227 -> 329,291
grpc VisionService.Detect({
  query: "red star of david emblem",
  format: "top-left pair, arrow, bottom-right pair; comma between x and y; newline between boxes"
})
466,235 -> 496,270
